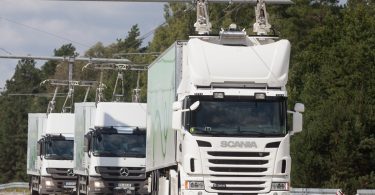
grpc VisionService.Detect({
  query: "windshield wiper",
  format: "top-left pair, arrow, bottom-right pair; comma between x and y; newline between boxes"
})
190,127 -> 212,134
208,131 -> 232,135
45,154 -> 72,160
56,156 -> 73,160
60,154 -> 73,160
94,151 -> 120,157
190,127 -> 236,136
234,128 -> 268,137
125,153 -> 146,158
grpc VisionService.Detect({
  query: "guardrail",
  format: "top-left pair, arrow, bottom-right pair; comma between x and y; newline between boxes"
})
357,189 -> 375,195
290,188 -> 343,195
0,182 -> 28,190
0,182 -> 374,195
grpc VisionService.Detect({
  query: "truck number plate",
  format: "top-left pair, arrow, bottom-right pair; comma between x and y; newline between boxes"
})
118,183 -> 132,188
65,181 -> 76,186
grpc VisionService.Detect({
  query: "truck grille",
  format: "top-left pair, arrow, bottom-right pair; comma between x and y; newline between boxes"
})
46,168 -> 76,179
198,140 -> 276,194
209,167 -> 267,172
208,159 -> 268,165
95,166 -> 146,180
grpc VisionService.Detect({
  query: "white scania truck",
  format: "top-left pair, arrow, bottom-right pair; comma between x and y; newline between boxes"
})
146,31 -> 305,194
74,102 -> 148,194
27,113 -> 76,195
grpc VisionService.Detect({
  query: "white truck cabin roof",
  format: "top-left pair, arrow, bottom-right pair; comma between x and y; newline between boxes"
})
94,102 -> 147,128
187,38 -> 291,88
45,113 -> 75,136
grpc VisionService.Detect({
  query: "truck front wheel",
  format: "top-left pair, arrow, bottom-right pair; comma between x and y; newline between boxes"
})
29,176 -> 39,195
30,188 -> 39,195
77,175 -> 88,195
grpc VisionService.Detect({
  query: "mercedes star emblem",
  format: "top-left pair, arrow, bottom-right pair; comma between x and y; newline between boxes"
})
67,169 -> 75,176
119,168 -> 129,176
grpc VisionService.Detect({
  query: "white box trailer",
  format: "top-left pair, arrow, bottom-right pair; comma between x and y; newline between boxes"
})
147,34 -> 305,195
74,102 -> 96,176
27,114 -> 47,176
28,113 -> 76,195
74,102 -> 148,195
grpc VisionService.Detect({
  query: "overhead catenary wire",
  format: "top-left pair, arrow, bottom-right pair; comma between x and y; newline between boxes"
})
115,5 -> 194,53
0,16 -> 91,48
1,5 -> 191,61
1,3 -> 231,97
114,52 -> 161,55
0,5 -> 194,101
0,48 -> 12,55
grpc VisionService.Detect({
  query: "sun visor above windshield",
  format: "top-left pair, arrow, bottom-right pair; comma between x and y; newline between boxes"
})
94,102 -> 147,128
187,38 -> 291,88
46,113 -> 75,135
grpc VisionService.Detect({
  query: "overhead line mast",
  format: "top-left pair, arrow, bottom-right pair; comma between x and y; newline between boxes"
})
0,54 -> 134,112
82,62 -> 147,103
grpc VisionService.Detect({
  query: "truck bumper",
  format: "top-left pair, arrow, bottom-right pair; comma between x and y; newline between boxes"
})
181,190 -> 290,195
40,176 -> 76,194
88,177 -> 148,195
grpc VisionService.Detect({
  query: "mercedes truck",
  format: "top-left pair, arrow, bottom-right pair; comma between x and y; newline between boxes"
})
27,113 -> 77,195
146,30 -> 305,195
74,102 -> 148,194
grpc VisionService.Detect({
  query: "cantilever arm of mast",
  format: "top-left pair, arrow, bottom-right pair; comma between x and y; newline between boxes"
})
53,0 -> 293,4
41,79 -> 97,87
0,54 -> 131,64
83,63 -> 148,71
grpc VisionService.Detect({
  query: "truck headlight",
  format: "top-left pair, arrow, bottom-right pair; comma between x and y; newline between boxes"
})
45,180 -> 54,187
271,182 -> 289,191
94,181 -> 105,188
185,181 -> 204,190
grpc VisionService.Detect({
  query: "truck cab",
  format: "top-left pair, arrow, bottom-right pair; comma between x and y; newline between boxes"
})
147,32 -> 304,195
28,113 -> 76,195
74,102 -> 148,195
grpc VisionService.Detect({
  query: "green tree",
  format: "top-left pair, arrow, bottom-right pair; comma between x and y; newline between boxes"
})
0,59 -> 44,182
288,0 -> 375,193
117,24 -> 142,53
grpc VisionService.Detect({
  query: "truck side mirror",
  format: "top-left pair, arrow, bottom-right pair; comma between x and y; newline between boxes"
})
84,135 -> 90,153
292,112 -> 303,134
189,101 -> 200,111
288,103 -> 305,135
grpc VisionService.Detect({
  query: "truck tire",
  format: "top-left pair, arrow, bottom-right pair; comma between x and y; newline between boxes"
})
30,188 -> 39,195
77,176 -> 87,195
169,170 -> 178,195
76,178 -> 81,195
151,170 -> 160,195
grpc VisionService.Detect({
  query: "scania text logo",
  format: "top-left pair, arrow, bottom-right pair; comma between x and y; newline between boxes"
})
119,168 -> 129,176
220,141 -> 257,148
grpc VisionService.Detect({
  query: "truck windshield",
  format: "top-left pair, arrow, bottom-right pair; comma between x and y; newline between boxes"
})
45,140 -> 73,160
92,133 -> 146,158
189,98 -> 286,137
